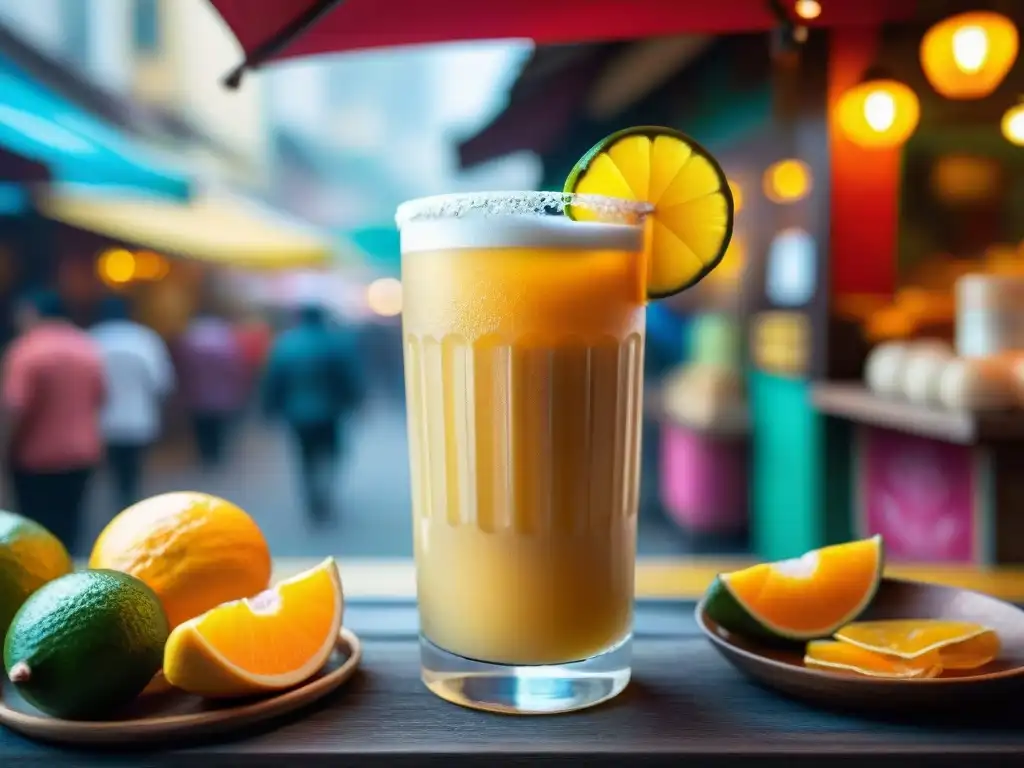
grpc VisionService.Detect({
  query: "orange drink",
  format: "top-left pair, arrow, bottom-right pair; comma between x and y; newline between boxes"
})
397,191 -> 649,714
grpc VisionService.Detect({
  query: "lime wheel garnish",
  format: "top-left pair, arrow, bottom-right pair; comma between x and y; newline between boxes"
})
565,126 -> 734,299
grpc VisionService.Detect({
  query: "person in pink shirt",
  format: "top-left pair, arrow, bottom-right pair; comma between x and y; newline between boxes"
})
1,290 -> 106,552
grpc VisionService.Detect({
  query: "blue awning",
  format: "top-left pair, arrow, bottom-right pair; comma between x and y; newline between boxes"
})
0,56 -> 191,200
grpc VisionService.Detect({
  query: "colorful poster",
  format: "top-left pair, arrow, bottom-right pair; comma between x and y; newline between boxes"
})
860,427 -> 975,563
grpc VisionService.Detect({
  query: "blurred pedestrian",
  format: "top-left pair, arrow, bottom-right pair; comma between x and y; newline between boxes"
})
234,312 -> 273,406
91,296 -> 175,511
176,313 -> 247,471
0,290 -> 105,552
262,302 -> 365,523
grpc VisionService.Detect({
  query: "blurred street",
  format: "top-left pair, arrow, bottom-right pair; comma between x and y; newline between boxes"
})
80,396 -> 411,558
77,394 -> 727,559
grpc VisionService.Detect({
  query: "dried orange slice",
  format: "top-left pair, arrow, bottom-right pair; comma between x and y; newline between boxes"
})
163,557 -> 343,698
564,126 -> 734,298
703,536 -> 883,642
835,619 -> 999,670
805,641 -> 942,679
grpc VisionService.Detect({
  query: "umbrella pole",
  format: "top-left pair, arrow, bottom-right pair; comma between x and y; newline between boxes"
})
223,0 -> 348,89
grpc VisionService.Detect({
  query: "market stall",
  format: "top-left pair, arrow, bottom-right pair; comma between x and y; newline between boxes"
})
815,273 -> 1024,565
807,8 -> 1024,565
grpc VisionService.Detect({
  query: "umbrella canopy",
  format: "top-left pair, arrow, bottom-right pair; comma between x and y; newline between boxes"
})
210,0 -> 919,86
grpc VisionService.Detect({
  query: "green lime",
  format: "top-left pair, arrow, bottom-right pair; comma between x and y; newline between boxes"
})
4,570 -> 169,720
0,510 -> 72,640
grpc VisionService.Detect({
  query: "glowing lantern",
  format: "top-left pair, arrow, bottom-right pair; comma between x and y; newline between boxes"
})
762,159 -> 812,204
1002,101 -> 1024,146
920,12 -> 1019,100
835,78 -> 920,149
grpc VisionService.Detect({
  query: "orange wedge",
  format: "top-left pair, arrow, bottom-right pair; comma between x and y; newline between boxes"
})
703,536 -> 883,642
163,557 -> 343,698
565,126 -> 734,298
835,619 -> 999,670
805,641 -> 942,679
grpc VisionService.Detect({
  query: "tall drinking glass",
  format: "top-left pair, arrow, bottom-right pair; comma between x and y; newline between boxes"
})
395,191 -> 650,714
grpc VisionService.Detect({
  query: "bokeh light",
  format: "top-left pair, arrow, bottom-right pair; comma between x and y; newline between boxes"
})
366,277 -> 403,317
1001,102 -> 1024,146
728,180 -> 743,213
794,1 -> 821,21
762,159 -> 812,204
835,79 -> 920,149
134,250 -> 170,281
921,12 -> 1018,99
97,248 -> 136,286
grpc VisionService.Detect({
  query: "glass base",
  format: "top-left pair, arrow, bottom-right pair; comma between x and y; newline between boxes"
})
419,634 -> 632,715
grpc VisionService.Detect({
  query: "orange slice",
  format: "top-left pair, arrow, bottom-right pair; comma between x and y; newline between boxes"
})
564,126 -> 734,298
805,641 -> 943,679
163,557 -> 343,698
703,536 -> 883,642
835,619 -> 999,669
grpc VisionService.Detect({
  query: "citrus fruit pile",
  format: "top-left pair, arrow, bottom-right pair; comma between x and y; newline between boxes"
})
2,492 -> 346,720
564,126 -> 734,298
703,536 -> 1001,680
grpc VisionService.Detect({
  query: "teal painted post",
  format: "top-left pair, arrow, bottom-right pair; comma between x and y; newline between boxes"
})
748,370 -> 825,560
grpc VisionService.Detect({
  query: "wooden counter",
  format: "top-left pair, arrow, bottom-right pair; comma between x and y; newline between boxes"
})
3,600 -> 1024,766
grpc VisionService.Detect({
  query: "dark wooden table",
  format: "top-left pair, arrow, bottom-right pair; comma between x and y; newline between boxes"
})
3,600 -> 1024,766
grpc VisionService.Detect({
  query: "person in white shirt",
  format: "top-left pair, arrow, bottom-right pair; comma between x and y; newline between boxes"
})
90,296 -> 175,511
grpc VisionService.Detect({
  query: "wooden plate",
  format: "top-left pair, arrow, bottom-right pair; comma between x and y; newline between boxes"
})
697,578 -> 1024,712
0,627 -> 362,745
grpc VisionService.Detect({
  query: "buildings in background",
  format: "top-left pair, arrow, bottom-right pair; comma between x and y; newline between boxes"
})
0,1 -> 546,294
263,43 -> 542,234
0,0 -> 267,188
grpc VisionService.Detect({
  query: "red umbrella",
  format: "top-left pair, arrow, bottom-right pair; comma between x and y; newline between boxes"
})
211,0 -> 918,87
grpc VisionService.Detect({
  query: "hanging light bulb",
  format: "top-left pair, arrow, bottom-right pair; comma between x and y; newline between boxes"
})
836,77 -> 920,149
921,12 -> 1018,99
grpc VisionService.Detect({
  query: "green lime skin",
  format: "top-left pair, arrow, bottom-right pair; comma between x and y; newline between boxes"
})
0,510 -> 73,640
4,570 -> 169,720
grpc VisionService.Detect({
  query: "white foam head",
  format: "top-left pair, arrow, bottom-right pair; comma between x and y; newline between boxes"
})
396,191 -> 648,254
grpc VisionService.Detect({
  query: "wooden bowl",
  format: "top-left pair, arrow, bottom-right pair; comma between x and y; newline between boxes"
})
0,627 -> 362,746
696,578 -> 1024,712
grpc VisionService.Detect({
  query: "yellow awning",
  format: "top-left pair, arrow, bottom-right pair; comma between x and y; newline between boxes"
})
38,188 -> 334,270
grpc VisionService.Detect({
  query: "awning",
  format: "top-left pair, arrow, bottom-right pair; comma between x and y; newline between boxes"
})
458,36 -> 713,170
37,188 -> 334,270
0,56 -> 191,200
211,0 -> 919,86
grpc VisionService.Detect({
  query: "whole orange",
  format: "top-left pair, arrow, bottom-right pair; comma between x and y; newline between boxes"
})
89,492 -> 272,629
